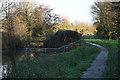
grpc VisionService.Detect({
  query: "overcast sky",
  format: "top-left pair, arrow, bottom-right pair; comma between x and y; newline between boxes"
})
39,0 -> 96,24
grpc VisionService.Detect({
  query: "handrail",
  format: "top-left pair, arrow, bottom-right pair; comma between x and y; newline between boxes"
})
26,39 -> 83,50
25,39 -> 83,56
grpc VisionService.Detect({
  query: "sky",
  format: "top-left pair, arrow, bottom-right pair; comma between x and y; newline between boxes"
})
39,0 -> 96,24
1,0 -> 96,24
1,0 -> 119,24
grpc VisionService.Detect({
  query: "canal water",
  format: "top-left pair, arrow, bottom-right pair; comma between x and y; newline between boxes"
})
1,48 -> 46,78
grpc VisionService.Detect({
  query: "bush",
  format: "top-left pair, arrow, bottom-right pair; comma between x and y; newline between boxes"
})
2,32 -> 25,50
32,26 -> 46,37
44,30 -> 79,48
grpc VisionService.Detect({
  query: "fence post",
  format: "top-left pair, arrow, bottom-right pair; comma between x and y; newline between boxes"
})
45,48 -> 46,56
64,47 -> 65,52
26,48 -> 28,57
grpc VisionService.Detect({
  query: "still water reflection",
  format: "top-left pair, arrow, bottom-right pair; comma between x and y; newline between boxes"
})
2,49 -> 45,78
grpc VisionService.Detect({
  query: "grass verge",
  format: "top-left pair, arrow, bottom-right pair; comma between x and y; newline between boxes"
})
84,39 -> 119,78
8,41 -> 100,78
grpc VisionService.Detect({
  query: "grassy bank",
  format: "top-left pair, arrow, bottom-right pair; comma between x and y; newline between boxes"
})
8,41 -> 100,78
85,39 -> 119,78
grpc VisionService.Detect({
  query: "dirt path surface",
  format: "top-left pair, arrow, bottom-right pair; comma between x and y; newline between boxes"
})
80,42 -> 109,78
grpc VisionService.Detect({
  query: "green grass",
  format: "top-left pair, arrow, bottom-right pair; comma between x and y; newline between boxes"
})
8,41 -> 100,78
84,39 -> 119,78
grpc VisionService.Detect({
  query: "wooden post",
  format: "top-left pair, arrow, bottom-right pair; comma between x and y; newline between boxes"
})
109,32 -> 112,40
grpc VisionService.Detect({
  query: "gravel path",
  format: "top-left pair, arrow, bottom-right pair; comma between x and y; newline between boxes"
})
80,42 -> 109,78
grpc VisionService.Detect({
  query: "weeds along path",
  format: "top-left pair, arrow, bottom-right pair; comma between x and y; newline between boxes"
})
80,42 -> 109,78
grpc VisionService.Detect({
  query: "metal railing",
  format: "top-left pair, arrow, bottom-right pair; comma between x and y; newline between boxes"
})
25,39 -> 83,57
0,39 -> 83,78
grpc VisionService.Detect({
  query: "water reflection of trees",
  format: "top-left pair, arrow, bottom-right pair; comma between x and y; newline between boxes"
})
2,30 -> 26,77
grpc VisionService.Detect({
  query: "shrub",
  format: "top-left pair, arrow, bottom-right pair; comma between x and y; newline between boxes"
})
44,30 -> 79,48
2,32 -> 25,50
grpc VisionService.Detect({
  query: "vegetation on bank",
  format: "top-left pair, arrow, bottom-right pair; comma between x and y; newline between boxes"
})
85,39 -> 119,78
8,41 -> 100,78
44,30 -> 80,48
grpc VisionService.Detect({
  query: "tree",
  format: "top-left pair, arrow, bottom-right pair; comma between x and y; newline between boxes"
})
58,17 -> 72,30
91,1 -> 119,39
2,1 -> 30,48
1,0 -> 20,75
